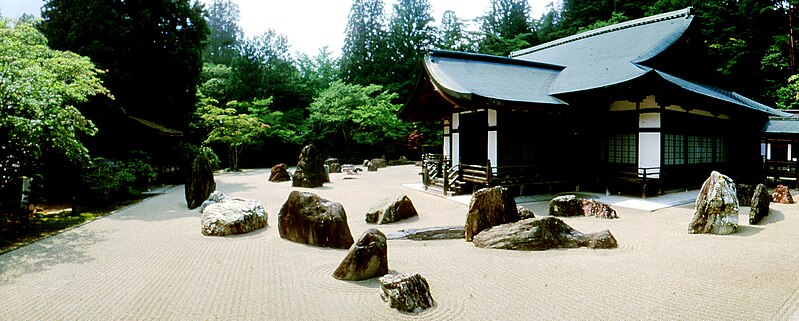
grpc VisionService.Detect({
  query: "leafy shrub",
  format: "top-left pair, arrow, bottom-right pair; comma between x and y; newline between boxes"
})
81,155 -> 156,202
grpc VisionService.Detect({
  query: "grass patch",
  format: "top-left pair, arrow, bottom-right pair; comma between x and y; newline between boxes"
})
0,199 -> 142,254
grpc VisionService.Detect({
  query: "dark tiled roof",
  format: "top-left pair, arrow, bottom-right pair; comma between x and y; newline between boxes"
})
765,118 -> 799,134
426,50 -> 565,105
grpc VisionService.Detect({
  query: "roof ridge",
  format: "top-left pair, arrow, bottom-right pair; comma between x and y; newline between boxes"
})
510,7 -> 693,58
430,49 -> 565,70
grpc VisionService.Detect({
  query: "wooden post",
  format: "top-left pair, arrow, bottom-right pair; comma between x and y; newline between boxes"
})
423,162 -> 429,191
486,159 -> 492,185
443,162 -> 449,195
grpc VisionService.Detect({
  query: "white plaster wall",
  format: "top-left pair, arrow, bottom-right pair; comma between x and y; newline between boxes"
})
488,109 -> 498,127
639,132 -> 661,178
639,113 -> 661,128
488,131 -> 498,168
443,137 -> 451,158
452,113 -> 460,130
452,133 -> 460,166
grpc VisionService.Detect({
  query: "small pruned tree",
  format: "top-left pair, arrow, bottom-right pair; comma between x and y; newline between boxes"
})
196,98 -> 268,171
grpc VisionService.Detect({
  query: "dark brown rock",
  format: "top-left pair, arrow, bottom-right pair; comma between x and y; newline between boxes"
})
737,183 -> 754,207
365,194 -> 418,224
368,162 -> 378,172
517,205 -> 535,220
379,272 -> 435,314
268,163 -> 291,182
278,191 -> 354,248
371,158 -> 387,168
750,183 -> 770,225
464,186 -> 519,241
292,144 -> 326,188
549,195 -> 583,217
579,199 -> 618,219
772,184 -> 794,204
185,155 -> 216,209
330,163 -> 341,173
472,217 -> 618,250
386,226 -> 465,240
332,228 -> 388,281
689,171 -> 738,235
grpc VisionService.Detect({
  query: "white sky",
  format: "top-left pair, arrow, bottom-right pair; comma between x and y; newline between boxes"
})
0,0 -> 556,58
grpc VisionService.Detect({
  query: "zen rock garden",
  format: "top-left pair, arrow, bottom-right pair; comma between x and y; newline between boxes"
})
186,156 -> 792,315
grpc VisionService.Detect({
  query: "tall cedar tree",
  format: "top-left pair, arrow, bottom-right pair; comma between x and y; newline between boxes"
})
341,0 -> 391,86
203,0 -> 243,66
40,0 -> 209,132
438,10 -> 476,52
479,0 -> 537,56
387,0 -> 437,100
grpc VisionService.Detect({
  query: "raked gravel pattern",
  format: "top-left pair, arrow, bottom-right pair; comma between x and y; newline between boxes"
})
2,165 -> 799,320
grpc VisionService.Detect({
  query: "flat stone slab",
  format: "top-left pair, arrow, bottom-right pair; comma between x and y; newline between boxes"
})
386,226 -> 465,240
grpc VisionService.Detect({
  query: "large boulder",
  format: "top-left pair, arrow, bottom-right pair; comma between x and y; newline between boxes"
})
386,226 -> 465,240
750,183 -> 770,225
736,183 -> 754,207
689,171 -> 739,235
464,186 -> 519,241
268,163 -> 291,182
292,144 -> 326,188
365,194 -> 419,224
368,161 -> 378,172
379,272 -> 435,314
278,191 -> 354,249
549,195 -> 583,217
185,155 -> 216,209
579,199 -> 618,219
332,228 -> 388,281
371,158 -> 387,168
472,217 -> 618,250
772,184 -> 794,204
200,194 -> 268,236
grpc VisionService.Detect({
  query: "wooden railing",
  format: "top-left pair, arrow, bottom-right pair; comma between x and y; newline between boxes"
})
604,165 -> 661,199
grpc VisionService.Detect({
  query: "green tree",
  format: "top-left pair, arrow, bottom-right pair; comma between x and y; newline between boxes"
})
196,98 -> 267,171
40,0 -> 209,132
386,0 -> 437,99
438,10 -> 477,52
0,18 -> 110,193
479,0 -> 536,56
296,46 -> 341,95
198,62 -> 231,102
341,0 -> 391,86
202,0 -> 243,65
307,81 -> 407,156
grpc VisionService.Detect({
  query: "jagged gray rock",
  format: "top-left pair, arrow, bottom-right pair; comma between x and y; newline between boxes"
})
379,272 -> 435,314
365,194 -> 418,224
278,191 -> 354,249
332,228 -> 388,281
737,183 -> 754,207
750,183 -> 770,225
689,171 -> 738,235
292,144 -> 326,188
200,194 -> 267,236
517,206 -> 535,220
472,217 -> 618,250
465,186 -> 519,241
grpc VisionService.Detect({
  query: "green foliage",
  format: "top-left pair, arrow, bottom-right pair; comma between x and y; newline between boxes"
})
202,0 -> 243,65
196,98 -> 268,171
386,0 -> 437,99
40,0 -> 210,131
307,81 -> 408,155
576,12 -> 630,33
296,46 -> 341,95
479,0 -> 536,56
437,10 -> 478,52
81,155 -> 156,202
0,18 -> 110,192
229,98 -> 305,145
775,75 -> 799,110
341,0 -> 391,87
199,62 -> 232,102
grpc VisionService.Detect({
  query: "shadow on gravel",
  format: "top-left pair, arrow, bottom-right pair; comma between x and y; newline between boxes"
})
0,228 -> 106,286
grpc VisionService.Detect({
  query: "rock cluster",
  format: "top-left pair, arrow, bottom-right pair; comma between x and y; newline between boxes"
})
292,144 -> 326,188
278,191 -> 354,249
268,163 -> 291,182
772,184 -> 794,204
464,186 -> 519,241
750,183 -> 770,225
689,171 -> 738,235
365,194 -> 418,224
472,217 -> 618,250
333,228 -> 388,281
371,158 -> 387,168
379,272 -> 435,314
200,192 -> 267,236
185,155 -> 216,209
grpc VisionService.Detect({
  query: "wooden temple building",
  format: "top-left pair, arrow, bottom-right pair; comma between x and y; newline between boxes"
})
402,8 -> 795,197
